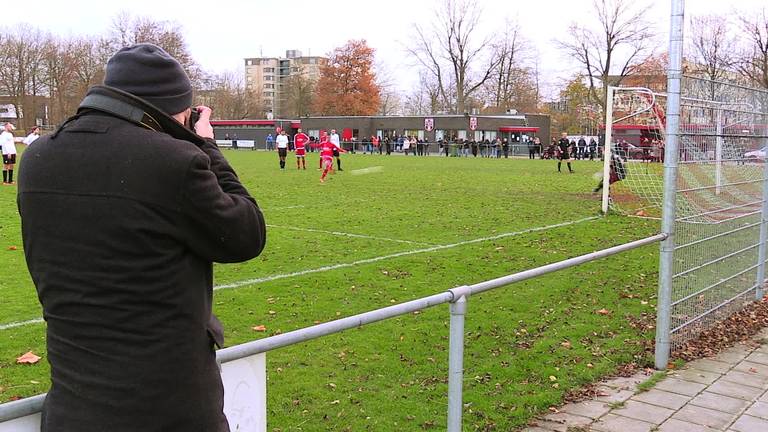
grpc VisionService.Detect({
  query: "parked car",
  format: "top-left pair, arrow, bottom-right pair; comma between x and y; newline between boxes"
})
744,146 -> 767,161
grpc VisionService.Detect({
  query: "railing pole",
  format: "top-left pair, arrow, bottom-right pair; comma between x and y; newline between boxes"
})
756,158 -> 768,299
447,295 -> 467,432
655,0 -> 685,370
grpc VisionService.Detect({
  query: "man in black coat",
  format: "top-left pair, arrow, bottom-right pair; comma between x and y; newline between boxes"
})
18,43 -> 267,432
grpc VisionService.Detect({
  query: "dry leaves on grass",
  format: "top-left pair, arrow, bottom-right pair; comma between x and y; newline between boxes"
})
251,325 -> 267,332
596,309 -> 611,316
16,351 -> 41,364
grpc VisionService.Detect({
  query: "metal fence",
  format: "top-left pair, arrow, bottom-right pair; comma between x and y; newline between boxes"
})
0,234 -> 665,431
642,0 -> 768,368
662,77 -> 768,360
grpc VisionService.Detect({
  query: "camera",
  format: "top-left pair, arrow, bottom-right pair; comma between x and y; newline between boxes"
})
188,107 -> 201,131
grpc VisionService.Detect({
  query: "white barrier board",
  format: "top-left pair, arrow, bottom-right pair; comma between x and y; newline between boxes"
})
221,353 -> 267,432
0,412 -> 40,432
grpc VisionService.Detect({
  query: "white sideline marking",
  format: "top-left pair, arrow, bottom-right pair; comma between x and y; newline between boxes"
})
0,318 -> 44,330
264,205 -> 306,211
0,216 -> 599,330
213,216 -> 599,291
267,224 -> 434,246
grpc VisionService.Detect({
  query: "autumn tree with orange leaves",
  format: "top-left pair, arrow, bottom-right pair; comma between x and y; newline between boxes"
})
313,40 -> 381,115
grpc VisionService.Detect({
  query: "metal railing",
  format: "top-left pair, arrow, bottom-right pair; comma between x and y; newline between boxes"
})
0,234 -> 666,431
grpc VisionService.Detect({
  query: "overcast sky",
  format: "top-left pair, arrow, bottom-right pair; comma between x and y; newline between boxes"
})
3,0 -> 765,99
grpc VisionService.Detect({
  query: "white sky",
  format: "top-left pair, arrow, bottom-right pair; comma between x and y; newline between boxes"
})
3,0 -> 766,99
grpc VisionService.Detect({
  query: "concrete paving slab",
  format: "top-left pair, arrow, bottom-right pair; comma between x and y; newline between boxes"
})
672,404 -> 737,429
632,389 -> 692,410
654,378 -> 707,397
721,369 -> 768,388
560,400 -> 612,420
745,351 -> 768,366
602,373 -> 651,390
713,347 -> 751,364
591,414 -> 656,432
612,400 -> 675,424
689,391 -> 752,413
730,414 -> 768,432
594,386 -> 635,404
734,360 -> 768,377
540,411 -> 592,430
688,358 -> 734,374
745,401 -> 768,420
707,379 -> 765,400
673,368 -> 722,385
657,418 -> 719,432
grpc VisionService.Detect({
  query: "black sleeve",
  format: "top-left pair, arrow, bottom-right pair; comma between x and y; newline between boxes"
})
180,138 -> 266,263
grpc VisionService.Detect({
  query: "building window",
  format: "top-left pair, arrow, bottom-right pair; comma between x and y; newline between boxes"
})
309,58 -> 317,64
263,91 -> 274,97
291,67 -> 299,73
265,75 -> 274,81
264,67 -> 275,73
264,84 -> 275,89
246,60 -> 253,66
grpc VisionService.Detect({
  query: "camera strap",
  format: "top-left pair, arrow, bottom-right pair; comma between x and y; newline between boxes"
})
79,92 -> 164,132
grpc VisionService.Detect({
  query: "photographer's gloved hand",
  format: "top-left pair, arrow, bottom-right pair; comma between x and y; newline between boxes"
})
194,105 -> 214,139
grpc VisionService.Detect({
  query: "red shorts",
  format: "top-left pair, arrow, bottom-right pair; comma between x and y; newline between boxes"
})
322,157 -> 333,169
295,148 -> 306,157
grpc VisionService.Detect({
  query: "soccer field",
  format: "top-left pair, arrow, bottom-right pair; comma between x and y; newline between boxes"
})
0,149 -> 661,430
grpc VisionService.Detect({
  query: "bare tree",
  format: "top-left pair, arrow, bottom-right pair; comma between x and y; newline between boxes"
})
198,71 -> 263,120
688,15 -> 738,99
557,0 -> 655,111
0,26 -> 49,129
42,37 -> 79,125
109,13 -> 201,85
407,0 -> 502,114
280,72 -> 316,118
483,21 -> 539,113
737,8 -> 768,89
375,62 -> 402,115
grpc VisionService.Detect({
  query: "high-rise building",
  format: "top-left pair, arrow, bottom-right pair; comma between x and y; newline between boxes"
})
244,50 -> 327,117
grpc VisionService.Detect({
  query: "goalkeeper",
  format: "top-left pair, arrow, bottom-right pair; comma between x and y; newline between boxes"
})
593,153 -> 627,193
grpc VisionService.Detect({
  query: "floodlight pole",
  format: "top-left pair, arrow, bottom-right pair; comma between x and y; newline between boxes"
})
602,86 -> 615,214
655,0 -> 685,370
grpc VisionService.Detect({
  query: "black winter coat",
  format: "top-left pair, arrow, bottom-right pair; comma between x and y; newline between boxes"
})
18,111 -> 266,432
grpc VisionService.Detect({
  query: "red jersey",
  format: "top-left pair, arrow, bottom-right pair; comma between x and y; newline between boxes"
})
319,140 -> 343,159
294,133 -> 309,156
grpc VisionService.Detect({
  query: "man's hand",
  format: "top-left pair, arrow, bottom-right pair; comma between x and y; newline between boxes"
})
194,106 -> 214,139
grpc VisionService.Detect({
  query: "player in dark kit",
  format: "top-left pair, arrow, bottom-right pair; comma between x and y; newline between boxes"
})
557,132 -> 574,173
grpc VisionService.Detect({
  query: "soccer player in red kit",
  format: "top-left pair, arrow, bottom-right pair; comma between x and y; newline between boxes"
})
318,136 -> 346,183
293,128 -> 309,170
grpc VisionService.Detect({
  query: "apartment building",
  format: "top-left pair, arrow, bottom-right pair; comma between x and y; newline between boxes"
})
244,50 -> 327,116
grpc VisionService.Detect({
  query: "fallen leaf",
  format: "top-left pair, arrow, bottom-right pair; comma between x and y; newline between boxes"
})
548,375 -> 557,382
561,341 -> 572,349
596,309 -> 611,315
16,351 -> 41,364
7,246 -> 17,251
252,325 -> 267,332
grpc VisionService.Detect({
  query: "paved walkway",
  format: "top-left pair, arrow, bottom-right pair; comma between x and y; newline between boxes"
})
524,329 -> 768,431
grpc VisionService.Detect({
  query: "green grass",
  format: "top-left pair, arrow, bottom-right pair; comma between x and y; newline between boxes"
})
635,371 -> 668,394
0,149 -> 662,431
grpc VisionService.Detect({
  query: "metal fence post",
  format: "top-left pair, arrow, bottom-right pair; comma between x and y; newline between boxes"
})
655,0 -> 685,370
602,86 -> 615,214
447,295 -> 467,432
756,159 -> 768,299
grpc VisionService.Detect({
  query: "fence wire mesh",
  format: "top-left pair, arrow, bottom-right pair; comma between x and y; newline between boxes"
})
608,77 -> 768,353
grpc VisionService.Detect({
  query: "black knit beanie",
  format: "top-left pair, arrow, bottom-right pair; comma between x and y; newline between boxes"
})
104,43 -> 192,115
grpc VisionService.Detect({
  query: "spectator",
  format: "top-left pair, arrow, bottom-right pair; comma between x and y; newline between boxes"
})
17,43 -> 266,432
503,137 -> 510,158
578,136 -> 587,160
265,133 -> 274,151
1,122 -> 17,185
